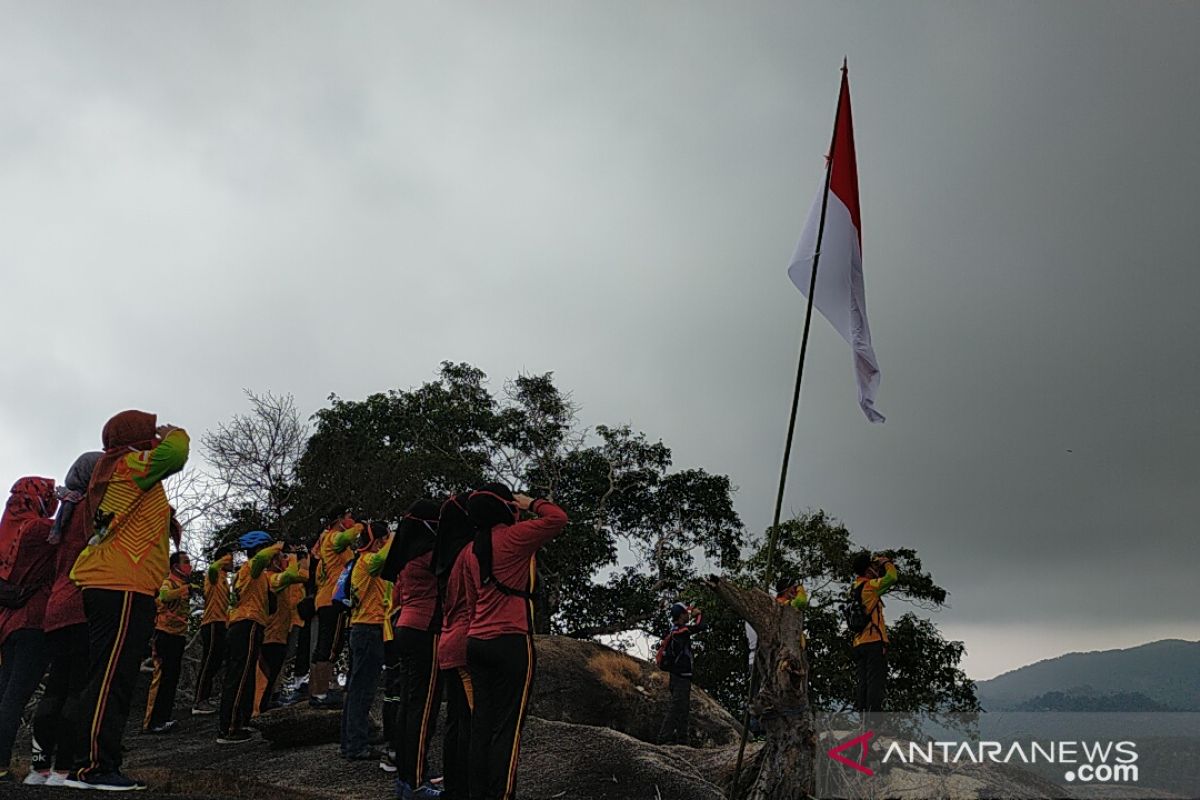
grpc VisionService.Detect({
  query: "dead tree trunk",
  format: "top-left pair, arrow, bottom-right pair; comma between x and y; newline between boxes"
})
703,576 -> 816,800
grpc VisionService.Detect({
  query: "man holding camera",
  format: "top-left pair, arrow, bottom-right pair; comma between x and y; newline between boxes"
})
850,551 -> 898,714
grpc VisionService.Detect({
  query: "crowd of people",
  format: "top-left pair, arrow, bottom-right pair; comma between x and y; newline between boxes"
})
0,407 -> 899,798
0,408 -> 570,800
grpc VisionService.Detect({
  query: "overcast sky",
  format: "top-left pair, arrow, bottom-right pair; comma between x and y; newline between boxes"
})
2,1 -> 1197,681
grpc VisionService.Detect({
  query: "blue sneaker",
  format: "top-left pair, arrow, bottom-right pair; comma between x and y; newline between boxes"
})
395,779 -> 414,800
414,781 -> 443,798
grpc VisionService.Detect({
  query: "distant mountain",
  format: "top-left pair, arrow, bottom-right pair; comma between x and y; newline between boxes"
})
1011,689 -> 1174,712
976,639 -> 1200,711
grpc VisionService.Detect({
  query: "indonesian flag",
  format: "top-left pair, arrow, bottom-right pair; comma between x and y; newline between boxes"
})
787,66 -> 885,423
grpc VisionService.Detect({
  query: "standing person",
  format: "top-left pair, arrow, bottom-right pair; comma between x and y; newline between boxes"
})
30,453 -> 102,787
466,484 -> 568,800
850,551 -> 898,715
379,586 -> 403,774
217,531 -> 284,744
656,602 -> 708,745
67,411 -> 189,791
340,521 -> 393,760
287,540 -> 320,703
381,500 -> 442,799
433,494 -> 477,800
309,510 -> 361,708
142,552 -> 193,733
0,477 -> 58,785
278,545 -> 310,702
256,550 -> 308,713
192,548 -> 233,715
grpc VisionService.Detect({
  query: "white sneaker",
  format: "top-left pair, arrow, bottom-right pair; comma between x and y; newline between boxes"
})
23,769 -> 50,785
45,770 -> 71,787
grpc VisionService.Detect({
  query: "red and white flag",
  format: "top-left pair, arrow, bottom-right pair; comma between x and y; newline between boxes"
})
788,65 -> 885,423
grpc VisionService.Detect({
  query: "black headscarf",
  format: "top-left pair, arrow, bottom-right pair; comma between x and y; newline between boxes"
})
467,483 -> 522,594
432,492 -> 474,578
381,499 -> 440,583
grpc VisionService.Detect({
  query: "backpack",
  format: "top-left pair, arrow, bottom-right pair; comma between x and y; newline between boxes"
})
654,628 -> 682,671
841,581 -> 873,636
333,555 -> 359,608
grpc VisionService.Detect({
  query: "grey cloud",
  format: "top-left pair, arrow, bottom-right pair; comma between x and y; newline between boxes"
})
2,1 -> 1197,679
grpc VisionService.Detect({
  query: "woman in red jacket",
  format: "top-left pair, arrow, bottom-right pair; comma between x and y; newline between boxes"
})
0,477 -> 59,785
30,452 -> 101,786
465,484 -> 567,800
381,499 -> 443,800
433,493 -> 476,800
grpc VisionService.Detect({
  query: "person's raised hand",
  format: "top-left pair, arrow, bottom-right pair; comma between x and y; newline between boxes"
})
513,493 -> 535,511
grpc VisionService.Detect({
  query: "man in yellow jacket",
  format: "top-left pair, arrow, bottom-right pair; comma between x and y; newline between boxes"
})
193,550 -> 233,716
143,552 -> 193,734
850,551 -> 898,714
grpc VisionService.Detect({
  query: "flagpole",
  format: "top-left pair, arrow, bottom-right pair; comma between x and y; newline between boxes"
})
727,58 -> 848,799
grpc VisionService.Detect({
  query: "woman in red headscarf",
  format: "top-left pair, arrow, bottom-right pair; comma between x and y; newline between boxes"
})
0,476 -> 58,784
66,410 -> 189,792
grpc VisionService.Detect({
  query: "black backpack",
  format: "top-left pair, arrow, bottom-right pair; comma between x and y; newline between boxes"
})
841,582 -> 873,636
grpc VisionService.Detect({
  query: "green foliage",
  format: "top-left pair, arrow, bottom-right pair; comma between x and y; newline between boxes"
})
200,367 -> 975,721
248,363 -> 743,636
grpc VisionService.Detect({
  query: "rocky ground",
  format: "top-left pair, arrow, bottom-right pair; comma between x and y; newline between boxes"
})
1,636 -> 1185,799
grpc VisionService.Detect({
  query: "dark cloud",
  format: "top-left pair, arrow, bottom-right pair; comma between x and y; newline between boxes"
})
2,1 -> 1197,679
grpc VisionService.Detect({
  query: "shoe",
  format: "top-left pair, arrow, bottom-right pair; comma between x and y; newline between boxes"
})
45,770 -> 71,787
144,720 -> 178,734
192,700 -> 217,716
378,752 -> 398,773
309,694 -> 343,709
395,779 -> 414,800
140,658 -> 155,674
344,747 -> 384,761
23,769 -> 50,785
413,781 -> 444,799
65,771 -> 147,791
216,730 -> 254,745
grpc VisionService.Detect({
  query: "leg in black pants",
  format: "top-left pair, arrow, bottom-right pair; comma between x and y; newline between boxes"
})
441,667 -> 474,800
657,672 -> 692,745
395,627 -> 442,789
72,589 -> 156,779
258,642 -> 287,712
31,623 -> 89,774
143,631 -> 186,730
293,619 -> 311,685
382,633 -> 403,755
0,628 -> 51,772
468,634 -> 536,800
193,622 -> 226,708
219,620 -> 263,737
853,641 -> 887,714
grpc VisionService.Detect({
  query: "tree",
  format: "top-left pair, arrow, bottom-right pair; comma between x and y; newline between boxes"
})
288,363 -> 744,635
202,390 -> 309,528
704,575 -> 816,800
693,510 -> 978,716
